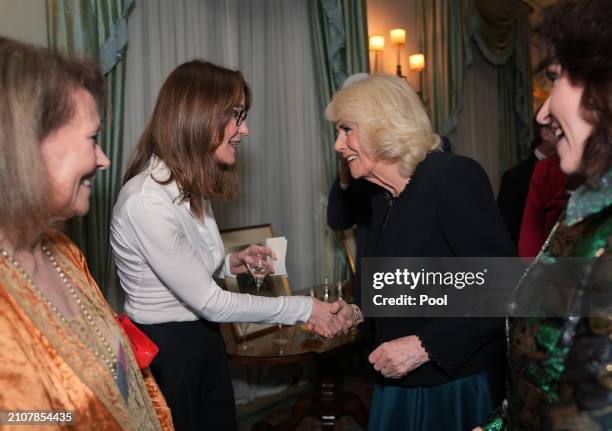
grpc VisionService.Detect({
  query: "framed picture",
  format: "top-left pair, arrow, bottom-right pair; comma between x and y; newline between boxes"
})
218,224 -> 292,341
341,228 -> 357,276
222,274 -> 292,341
220,224 -> 274,254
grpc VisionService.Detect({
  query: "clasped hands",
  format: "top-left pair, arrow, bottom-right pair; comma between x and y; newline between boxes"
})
305,302 -> 429,380
308,301 -> 429,381
231,248 -> 429,377
369,335 -> 429,379
305,299 -> 356,338
231,247 -> 359,339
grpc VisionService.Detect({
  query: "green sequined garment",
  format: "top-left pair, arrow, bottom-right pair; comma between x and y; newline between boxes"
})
483,170 -> 612,430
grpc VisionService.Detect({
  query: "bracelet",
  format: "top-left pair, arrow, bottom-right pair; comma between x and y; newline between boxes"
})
350,304 -> 364,324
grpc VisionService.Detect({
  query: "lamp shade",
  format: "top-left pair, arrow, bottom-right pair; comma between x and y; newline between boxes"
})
409,54 -> 425,71
369,35 -> 385,52
390,29 -> 406,45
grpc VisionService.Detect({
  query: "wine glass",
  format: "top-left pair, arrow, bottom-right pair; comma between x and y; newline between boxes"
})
238,322 -> 249,351
272,323 -> 289,346
305,289 -> 319,339
247,252 -> 268,295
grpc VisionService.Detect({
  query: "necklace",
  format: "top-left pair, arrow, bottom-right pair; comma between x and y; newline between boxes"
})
375,177 -> 411,255
0,243 -> 118,380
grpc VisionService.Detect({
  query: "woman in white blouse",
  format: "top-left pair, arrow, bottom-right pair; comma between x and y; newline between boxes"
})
110,60 -> 349,430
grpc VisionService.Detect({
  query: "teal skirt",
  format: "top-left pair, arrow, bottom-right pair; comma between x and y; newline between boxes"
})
368,372 -> 493,431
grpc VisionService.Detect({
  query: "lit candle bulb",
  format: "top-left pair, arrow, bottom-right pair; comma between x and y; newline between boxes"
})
390,28 -> 406,46
369,35 -> 385,52
409,54 -> 425,72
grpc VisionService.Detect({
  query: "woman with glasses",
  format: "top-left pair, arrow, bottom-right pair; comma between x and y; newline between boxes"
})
110,60 -> 350,430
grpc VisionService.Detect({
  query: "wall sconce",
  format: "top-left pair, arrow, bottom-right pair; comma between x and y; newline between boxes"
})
390,28 -> 406,78
369,35 -> 384,74
409,54 -> 425,72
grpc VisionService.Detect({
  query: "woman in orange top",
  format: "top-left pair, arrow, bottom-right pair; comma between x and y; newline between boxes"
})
0,37 -> 172,430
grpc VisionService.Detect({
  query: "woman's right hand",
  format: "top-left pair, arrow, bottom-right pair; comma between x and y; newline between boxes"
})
229,245 -> 276,275
307,299 -> 354,338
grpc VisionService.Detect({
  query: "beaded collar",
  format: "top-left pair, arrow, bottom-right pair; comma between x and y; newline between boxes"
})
565,168 -> 612,227
0,233 -> 165,430
0,241 -> 118,380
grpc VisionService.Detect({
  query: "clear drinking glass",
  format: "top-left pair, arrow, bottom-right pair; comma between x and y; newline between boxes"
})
272,323 -> 289,346
247,252 -> 268,295
238,322 -> 249,351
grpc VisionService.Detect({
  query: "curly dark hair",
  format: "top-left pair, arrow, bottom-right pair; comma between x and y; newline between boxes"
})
535,0 -> 612,183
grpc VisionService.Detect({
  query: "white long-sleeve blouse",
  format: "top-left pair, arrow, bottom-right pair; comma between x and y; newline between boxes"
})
110,156 -> 312,325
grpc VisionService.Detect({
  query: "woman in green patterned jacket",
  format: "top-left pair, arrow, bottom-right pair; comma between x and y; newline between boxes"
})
478,0 -> 612,430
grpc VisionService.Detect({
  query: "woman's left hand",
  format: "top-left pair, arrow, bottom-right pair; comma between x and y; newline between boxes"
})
229,245 -> 276,275
368,335 -> 429,379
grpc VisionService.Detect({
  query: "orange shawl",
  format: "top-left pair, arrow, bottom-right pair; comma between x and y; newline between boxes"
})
0,230 -> 173,430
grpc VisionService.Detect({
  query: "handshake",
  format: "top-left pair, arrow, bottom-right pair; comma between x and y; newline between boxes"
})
305,298 -> 362,338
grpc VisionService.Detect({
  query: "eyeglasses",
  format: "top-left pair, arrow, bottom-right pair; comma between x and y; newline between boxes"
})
233,107 -> 248,126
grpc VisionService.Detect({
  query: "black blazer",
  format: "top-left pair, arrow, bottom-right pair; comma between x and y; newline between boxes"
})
327,177 -> 380,263
361,151 -> 516,397
497,154 -> 537,248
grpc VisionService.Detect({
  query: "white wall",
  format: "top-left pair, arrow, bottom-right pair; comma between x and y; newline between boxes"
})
0,0 -> 47,46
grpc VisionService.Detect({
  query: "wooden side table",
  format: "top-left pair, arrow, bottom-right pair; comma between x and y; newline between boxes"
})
225,325 -> 369,430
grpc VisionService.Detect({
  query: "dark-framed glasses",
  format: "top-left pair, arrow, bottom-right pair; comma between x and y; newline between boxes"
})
233,107 -> 248,126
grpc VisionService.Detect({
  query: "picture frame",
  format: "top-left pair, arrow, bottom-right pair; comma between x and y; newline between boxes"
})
222,274 -> 292,341
219,224 -> 292,342
221,223 -> 274,254
341,228 -> 357,276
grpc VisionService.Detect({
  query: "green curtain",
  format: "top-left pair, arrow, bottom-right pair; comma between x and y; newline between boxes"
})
309,0 -> 369,282
472,0 -> 517,62
473,0 -> 533,171
418,0 -> 476,137
418,0 -> 533,177
46,0 -> 133,310
512,4 -> 533,161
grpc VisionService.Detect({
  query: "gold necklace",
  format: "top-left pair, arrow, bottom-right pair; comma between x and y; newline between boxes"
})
0,243 -> 118,380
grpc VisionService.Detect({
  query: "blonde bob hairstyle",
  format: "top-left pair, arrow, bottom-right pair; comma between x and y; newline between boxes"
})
325,75 -> 440,178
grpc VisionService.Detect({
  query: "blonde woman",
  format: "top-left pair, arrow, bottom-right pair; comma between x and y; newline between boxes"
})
327,75 -> 515,430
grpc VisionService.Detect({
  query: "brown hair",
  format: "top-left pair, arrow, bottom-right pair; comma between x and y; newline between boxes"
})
0,37 -> 104,246
535,0 -> 612,183
123,60 -> 250,217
